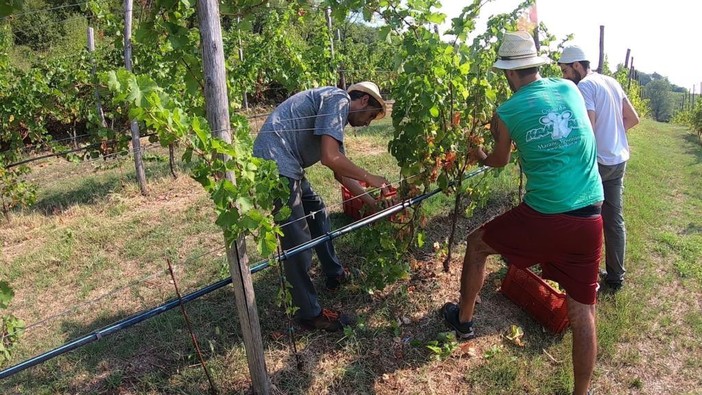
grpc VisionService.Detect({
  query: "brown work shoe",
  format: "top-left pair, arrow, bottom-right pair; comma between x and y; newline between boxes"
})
298,309 -> 355,332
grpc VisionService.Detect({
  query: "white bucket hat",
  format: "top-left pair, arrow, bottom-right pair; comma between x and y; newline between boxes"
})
559,45 -> 590,64
493,31 -> 551,70
347,81 -> 386,120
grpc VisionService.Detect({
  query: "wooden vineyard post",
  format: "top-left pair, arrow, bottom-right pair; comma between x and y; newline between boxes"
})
628,57 -> 634,91
124,0 -> 148,195
324,7 -> 338,86
196,1 -> 271,393
236,16 -> 249,111
624,48 -> 631,69
337,28 -> 346,90
87,27 -> 107,130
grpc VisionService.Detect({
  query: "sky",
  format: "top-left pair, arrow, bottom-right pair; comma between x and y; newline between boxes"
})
438,0 -> 702,92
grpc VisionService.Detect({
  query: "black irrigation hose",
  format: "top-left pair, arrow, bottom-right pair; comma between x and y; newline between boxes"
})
0,166 -> 489,380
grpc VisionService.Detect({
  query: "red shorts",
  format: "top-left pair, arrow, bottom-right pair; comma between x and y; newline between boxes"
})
483,203 -> 603,305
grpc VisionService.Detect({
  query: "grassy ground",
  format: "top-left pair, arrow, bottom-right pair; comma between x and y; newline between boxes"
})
1,118 -> 700,394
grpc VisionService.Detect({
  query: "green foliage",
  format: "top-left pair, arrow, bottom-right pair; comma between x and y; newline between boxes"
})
645,78 -> 674,122
0,281 -> 25,364
365,0 -> 531,268
225,3 -> 336,107
336,19 -> 398,92
412,330 -> 458,360
614,66 -> 651,119
0,165 -> 36,216
673,96 -> 702,137
0,0 -> 24,18
103,69 -> 289,256
386,0 -> 530,194
355,219 -> 412,291
0,40 -> 115,213
5,0 -> 88,58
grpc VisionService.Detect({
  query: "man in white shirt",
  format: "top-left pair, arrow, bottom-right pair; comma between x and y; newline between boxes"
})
559,45 -> 640,292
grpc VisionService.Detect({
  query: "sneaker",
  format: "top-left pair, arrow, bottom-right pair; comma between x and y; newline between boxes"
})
598,269 -> 607,281
441,302 -> 475,340
599,270 -> 623,292
298,308 -> 355,332
325,269 -> 350,291
606,281 -> 623,292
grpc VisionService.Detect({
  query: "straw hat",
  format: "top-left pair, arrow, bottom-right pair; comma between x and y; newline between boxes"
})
559,45 -> 590,64
493,31 -> 550,70
347,81 -> 386,120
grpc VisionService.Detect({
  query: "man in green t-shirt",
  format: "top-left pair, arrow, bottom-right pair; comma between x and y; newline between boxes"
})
441,31 -> 603,395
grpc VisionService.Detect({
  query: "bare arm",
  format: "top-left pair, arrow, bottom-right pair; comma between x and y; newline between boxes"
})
622,97 -> 640,130
320,135 -> 389,189
471,114 -> 513,168
587,110 -> 596,129
335,174 -> 376,206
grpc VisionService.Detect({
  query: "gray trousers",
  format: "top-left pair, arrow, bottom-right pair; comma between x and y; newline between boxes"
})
277,177 -> 343,319
598,162 -> 627,284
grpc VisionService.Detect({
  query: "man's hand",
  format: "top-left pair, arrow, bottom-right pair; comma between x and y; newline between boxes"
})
365,173 -> 391,196
469,146 -> 488,164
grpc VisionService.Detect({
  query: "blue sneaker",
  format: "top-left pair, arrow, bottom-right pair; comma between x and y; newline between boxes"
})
441,302 -> 475,340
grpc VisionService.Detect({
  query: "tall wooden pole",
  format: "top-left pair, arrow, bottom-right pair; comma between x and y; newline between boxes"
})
628,57 -> 634,91
680,92 -> 687,111
693,85 -> 696,109
237,16 -> 249,111
532,25 -> 540,51
624,48 -> 630,69
325,7 -> 336,87
124,0 -> 148,195
337,28 -> 346,90
597,25 -> 605,73
87,27 -> 107,129
197,1 -> 270,393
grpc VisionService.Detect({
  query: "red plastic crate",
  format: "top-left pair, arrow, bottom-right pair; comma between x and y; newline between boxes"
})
500,264 -> 570,333
341,181 -> 397,221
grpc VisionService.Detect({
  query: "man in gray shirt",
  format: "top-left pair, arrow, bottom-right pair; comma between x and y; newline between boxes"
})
254,81 -> 391,331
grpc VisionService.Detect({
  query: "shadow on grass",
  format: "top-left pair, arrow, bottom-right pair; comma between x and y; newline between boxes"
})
683,132 -> 702,163
32,176 -> 125,215
28,158 -> 190,217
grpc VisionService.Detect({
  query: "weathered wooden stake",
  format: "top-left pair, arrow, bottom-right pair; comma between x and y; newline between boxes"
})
628,57 -> 634,91
337,28 -> 346,90
237,16 -> 249,110
196,1 -> 271,393
624,48 -> 631,69
124,0 -> 148,195
87,27 -> 107,130
692,85 -> 696,109
325,7 -> 336,86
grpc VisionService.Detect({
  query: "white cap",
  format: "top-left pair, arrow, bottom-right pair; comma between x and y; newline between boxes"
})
559,45 -> 590,64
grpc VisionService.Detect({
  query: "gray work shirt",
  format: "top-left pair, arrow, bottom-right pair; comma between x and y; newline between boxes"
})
253,87 -> 349,180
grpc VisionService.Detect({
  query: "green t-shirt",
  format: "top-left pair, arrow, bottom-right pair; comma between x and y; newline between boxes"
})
497,78 -> 603,214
